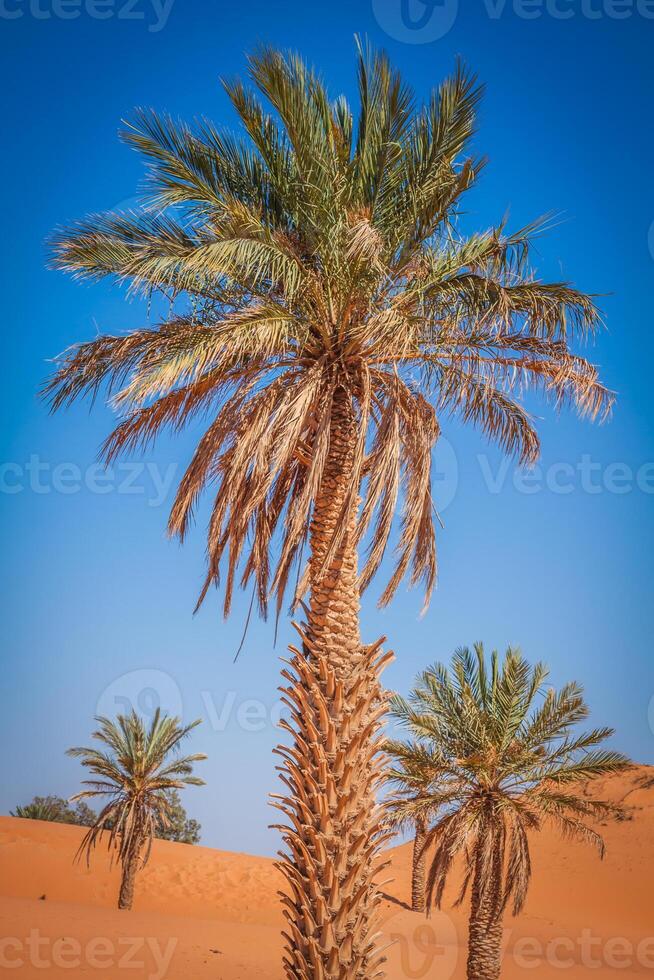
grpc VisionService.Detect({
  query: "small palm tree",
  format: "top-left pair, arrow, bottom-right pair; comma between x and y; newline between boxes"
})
383,742 -> 443,912
67,709 -> 206,910
389,644 -> 629,980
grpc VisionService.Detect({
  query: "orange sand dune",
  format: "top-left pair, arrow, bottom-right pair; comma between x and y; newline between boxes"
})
1,766 -> 652,978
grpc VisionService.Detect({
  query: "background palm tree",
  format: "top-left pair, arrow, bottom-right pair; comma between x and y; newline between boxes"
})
383,742 -> 443,913
11,800 -> 60,821
68,709 -> 206,910
389,644 -> 629,980
10,795 -> 96,826
45,44 -> 613,977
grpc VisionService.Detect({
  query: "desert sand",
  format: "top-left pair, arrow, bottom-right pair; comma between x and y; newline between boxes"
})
1,766 -> 652,978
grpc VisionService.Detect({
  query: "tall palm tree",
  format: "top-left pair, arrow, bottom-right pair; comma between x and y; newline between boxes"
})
383,741 -> 443,913
68,710 -> 206,910
389,645 -> 628,980
45,44 -> 613,977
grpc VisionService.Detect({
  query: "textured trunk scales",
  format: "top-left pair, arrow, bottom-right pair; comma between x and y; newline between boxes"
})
118,841 -> 141,911
274,388 -> 392,979
466,850 -> 503,980
411,817 -> 427,914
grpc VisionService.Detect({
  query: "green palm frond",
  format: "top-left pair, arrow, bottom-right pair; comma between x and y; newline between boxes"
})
385,644 -> 630,917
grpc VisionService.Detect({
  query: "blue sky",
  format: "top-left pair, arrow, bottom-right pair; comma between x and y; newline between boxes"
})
1,0 -> 653,854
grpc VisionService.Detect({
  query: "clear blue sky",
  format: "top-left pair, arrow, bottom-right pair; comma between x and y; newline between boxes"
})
1,0 -> 653,854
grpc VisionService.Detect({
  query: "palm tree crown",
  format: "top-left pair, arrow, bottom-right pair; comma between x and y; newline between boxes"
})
44,43 -> 612,618
68,709 -> 206,868
387,644 -> 628,917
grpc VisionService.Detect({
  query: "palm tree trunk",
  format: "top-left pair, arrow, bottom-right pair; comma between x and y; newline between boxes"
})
466,851 -> 504,980
411,817 -> 427,913
275,387 -> 391,980
118,841 -> 141,911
